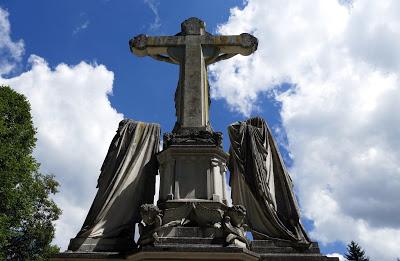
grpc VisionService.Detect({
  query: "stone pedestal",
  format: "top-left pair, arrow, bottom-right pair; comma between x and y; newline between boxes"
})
158,200 -> 227,227
157,145 -> 228,204
53,242 -> 339,261
67,237 -> 134,253
53,141 -> 339,261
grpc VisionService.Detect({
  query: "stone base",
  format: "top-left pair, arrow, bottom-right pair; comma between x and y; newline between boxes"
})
159,200 -> 227,227
251,239 -> 321,254
163,128 -> 223,148
67,237 -> 135,252
52,251 -> 123,261
53,244 -> 338,261
157,145 -> 228,204
157,226 -> 224,242
259,254 -> 337,261
54,231 -> 339,261
131,245 -> 259,261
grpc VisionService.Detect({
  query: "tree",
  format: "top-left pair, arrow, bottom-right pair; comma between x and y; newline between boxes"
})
345,241 -> 370,261
0,85 -> 61,260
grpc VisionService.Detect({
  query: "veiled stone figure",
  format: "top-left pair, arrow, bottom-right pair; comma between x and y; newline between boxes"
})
228,117 -> 310,245
69,119 -> 160,251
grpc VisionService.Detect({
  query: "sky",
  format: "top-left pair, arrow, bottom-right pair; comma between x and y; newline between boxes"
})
0,0 -> 399,260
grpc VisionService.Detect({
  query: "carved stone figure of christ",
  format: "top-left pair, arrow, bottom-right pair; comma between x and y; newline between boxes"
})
129,17 -> 257,133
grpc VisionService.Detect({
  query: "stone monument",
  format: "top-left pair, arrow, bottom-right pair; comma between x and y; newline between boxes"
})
53,18 -> 339,261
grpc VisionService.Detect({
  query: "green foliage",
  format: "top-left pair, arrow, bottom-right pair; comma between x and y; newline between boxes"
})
345,241 -> 370,261
0,85 -> 61,260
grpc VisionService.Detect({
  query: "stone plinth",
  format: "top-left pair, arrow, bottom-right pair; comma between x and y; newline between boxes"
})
157,145 -> 228,204
67,237 -> 134,253
53,246 -> 259,261
129,245 -> 260,261
250,240 -> 338,261
52,252 -> 123,261
158,200 -> 227,227
53,238 -> 339,261
251,240 -> 321,254
157,226 -> 224,241
53,242 -> 339,261
258,254 -> 337,261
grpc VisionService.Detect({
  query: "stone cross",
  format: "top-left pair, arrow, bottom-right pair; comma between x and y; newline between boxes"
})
130,17 -> 257,132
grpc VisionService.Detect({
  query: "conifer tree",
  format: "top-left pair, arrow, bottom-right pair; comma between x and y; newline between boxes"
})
345,241 -> 370,261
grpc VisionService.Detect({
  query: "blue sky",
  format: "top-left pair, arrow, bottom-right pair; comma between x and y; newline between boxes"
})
4,0 -> 280,147
1,1 -> 400,260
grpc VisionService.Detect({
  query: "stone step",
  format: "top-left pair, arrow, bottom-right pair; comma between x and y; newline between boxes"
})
252,246 -> 320,254
158,226 -> 224,238
156,236 -> 223,245
259,253 -> 339,261
251,240 -> 319,248
250,240 -> 321,254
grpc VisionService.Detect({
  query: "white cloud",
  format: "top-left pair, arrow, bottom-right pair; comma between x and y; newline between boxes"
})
144,0 -> 161,30
211,0 -> 400,260
0,7 -> 24,76
1,55 -> 123,249
73,20 -> 90,35
327,253 -> 345,261
72,12 -> 90,35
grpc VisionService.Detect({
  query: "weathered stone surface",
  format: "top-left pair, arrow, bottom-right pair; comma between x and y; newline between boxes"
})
52,252 -> 123,261
222,205 -> 248,248
133,245 -> 260,261
137,204 -> 163,246
67,237 -> 134,253
67,120 -> 160,252
54,238 -> 339,261
53,246 -> 339,261
251,240 -> 320,254
163,129 -> 223,148
53,18 -> 340,261
129,17 -> 258,133
228,117 -> 309,244
157,226 -> 224,240
159,201 -> 227,229
157,146 -> 228,204
259,254 -> 338,261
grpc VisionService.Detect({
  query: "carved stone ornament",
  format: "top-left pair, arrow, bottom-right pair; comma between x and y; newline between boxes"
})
161,202 -> 225,228
222,205 -> 249,249
163,129 -> 223,149
137,204 -> 163,246
180,17 -> 206,35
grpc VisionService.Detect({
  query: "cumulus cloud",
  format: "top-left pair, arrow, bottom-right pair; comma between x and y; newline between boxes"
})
1,55 -> 123,249
0,7 -> 24,76
0,5 -> 124,250
327,253 -> 345,261
211,0 -> 400,260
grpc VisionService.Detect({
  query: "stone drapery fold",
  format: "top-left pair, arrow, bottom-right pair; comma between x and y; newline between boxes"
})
228,117 -> 309,244
74,119 -> 160,240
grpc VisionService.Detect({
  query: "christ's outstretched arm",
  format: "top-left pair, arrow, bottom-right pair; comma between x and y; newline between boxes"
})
149,54 -> 178,64
206,53 -> 238,65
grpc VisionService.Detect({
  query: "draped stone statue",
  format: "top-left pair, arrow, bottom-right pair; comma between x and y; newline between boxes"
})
56,18 -> 339,261
228,117 -> 310,245
68,119 -> 160,252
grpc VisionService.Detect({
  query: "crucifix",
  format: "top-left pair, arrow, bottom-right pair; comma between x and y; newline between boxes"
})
129,17 -> 257,133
